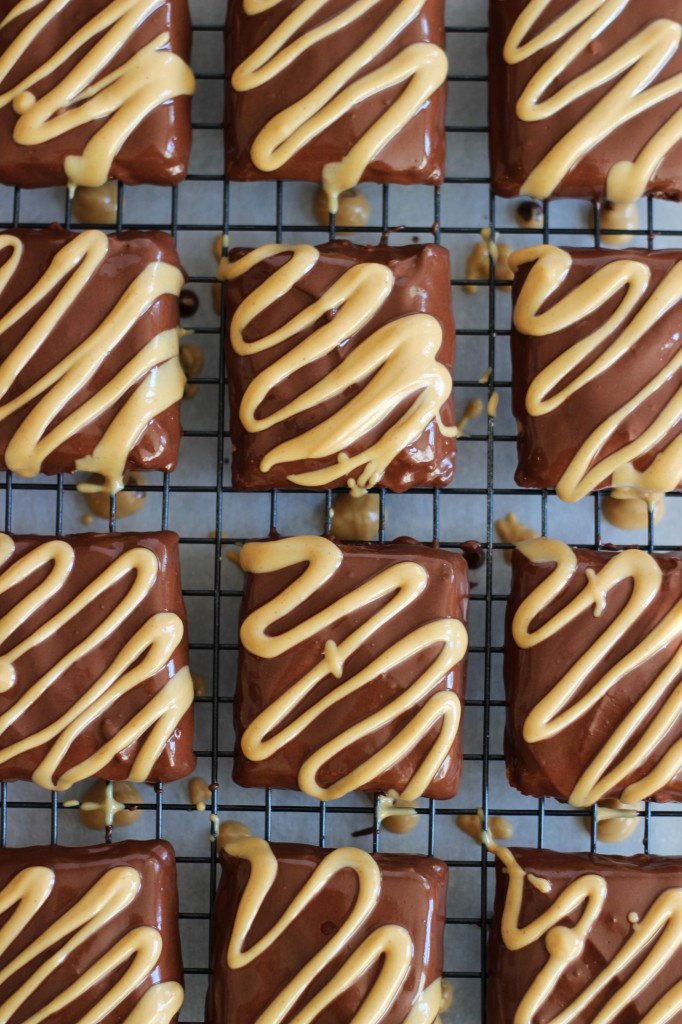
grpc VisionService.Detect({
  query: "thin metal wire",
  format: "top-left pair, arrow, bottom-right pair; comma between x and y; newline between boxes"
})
0,12 -> 675,1024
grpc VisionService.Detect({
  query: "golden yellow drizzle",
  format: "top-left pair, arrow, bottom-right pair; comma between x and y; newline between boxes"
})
0,863 -> 182,1022
489,838 -> 682,1024
0,533 -> 193,791
0,0 -> 195,189
505,0 -> 682,202
0,231 -> 185,495
239,536 -> 467,801
221,244 -> 455,491
511,244 -> 682,502
222,834 -> 442,1024
233,0 -> 447,213
514,537 -> 682,806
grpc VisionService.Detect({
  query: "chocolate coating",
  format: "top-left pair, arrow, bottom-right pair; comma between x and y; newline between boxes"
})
511,247 -> 682,493
0,226 -> 184,481
225,240 -> 457,491
488,847 -> 682,1024
234,538 -> 469,798
0,0 -> 193,188
489,0 -> 682,200
0,531 -> 194,783
504,545 -> 682,803
207,841 -> 448,1024
0,840 -> 183,1024
225,0 -> 446,187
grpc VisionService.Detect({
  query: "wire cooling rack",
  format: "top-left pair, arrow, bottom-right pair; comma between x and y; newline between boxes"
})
0,2 -> 681,1022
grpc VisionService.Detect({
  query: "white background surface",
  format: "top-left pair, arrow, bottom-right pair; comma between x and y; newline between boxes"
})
0,1 -> 681,1021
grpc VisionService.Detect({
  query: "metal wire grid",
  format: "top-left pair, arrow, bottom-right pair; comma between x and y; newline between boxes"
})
0,5 -> 680,1023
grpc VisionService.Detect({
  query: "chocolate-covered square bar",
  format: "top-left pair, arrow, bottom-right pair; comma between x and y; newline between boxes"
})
505,539 -> 682,807
224,0 -> 448,207
234,535 -> 469,800
0,226 -> 186,494
0,0 -> 195,189
510,245 -> 682,501
207,835 -> 448,1024
0,840 -> 184,1023
489,0 -> 682,201
0,530 -> 195,790
488,846 -> 682,1024
223,240 -> 457,492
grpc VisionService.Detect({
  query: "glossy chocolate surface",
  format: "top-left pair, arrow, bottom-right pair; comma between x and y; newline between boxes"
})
511,248 -> 682,493
224,0 -> 446,186
234,538 -> 469,798
225,240 -> 457,491
207,841 -> 448,1024
504,545 -> 682,804
0,0 -> 193,188
0,531 -> 194,783
0,226 -> 184,480
0,840 -> 183,1024
489,0 -> 682,199
488,847 -> 682,1024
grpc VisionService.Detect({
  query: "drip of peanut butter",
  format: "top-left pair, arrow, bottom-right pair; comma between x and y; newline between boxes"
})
72,182 -> 120,225
330,492 -> 381,541
495,512 -> 540,564
79,779 -> 142,830
597,201 -> 639,247
189,776 -> 211,813
602,493 -> 665,532
377,790 -> 420,834
313,187 -> 370,231
84,472 -> 146,520
582,798 -> 643,844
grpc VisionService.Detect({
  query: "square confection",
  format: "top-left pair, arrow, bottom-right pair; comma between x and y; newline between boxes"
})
207,835 -> 448,1024
488,846 -> 682,1024
0,840 -> 184,1023
0,530 -> 195,790
505,539 -> 682,807
234,535 -> 469,800
224,240 -> 457,491
489,0 -> 682,201
0,0 -> 194,189
224,0 -> 447,202
510,245 -> 682,502
0,226 -> 186,494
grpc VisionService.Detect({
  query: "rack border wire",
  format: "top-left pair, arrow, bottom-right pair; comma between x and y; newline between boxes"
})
0,10 -> 678,1024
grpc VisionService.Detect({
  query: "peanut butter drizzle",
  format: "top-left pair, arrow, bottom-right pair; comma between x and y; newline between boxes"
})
233,0 -> 447,213
222,244 -> 456,492
0,231 -> 185,495
505,0 -> 682,203
239,536 -> 467,801
0,0 -> 195,190
511,245 -> 682,503
0,533 -> 193,791
222,833 -> 443,1024
513,537 -> 682,807
0,864 -> 183,1022
488,837 -> 682,1024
